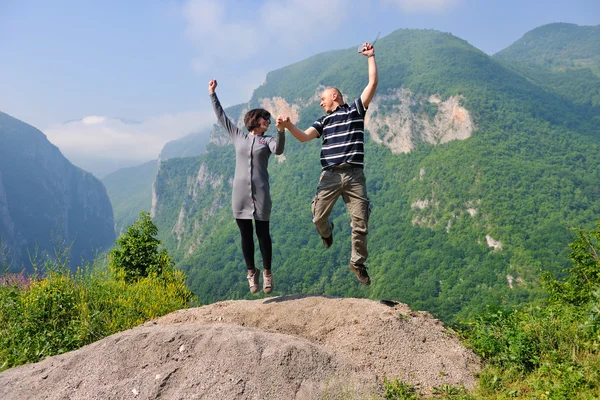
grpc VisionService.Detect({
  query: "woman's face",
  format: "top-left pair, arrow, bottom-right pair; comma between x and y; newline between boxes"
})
254,116 -> 271,134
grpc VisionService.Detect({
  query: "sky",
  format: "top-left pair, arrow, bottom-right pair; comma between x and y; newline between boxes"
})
1,0 -> 599,177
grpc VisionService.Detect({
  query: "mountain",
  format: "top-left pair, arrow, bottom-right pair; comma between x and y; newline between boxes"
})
494,23 -> 600,74
158,129 -> 211,160
102,128 -> 211,236
69,157 -> 150,180
149,27 -> 600,323
102,160 -> 158,235
494,23 -> 600,106
0,111 -> 116,272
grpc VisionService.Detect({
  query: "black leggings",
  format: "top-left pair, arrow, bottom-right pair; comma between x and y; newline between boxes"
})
235,219 -> 272,271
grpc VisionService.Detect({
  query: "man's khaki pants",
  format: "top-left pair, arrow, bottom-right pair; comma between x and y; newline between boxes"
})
311,165 -> 370,265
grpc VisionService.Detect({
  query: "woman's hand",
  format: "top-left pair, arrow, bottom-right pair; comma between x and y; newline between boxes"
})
208,79 -> 218,94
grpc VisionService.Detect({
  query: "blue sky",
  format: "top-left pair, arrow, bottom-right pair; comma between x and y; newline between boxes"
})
1,0 -> 599,176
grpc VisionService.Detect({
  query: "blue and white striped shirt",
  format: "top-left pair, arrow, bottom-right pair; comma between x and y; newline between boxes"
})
312,97 -> 366,170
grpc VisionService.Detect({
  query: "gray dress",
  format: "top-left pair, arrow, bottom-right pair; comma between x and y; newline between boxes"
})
210,93 -> 285,221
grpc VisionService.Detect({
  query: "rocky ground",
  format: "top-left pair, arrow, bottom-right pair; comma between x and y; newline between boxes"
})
0,295 -> 481,399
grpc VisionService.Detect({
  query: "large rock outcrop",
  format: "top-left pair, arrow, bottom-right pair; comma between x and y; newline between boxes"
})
0,296 -> 481,399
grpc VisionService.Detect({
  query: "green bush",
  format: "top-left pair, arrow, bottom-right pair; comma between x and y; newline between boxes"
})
0,265 -> 194,371
0,212 -> 195,371
109,210 -> 173,282
544,221 -> 600,306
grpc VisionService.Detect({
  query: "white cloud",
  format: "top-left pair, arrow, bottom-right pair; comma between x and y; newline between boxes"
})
181,0 -> 350,96
261,0 -> 347,47
382,0 -> 459,13
183,0 -> 260,70
81,116 -> 107,125
183,0 -> 346,55
43,111 -> 215,164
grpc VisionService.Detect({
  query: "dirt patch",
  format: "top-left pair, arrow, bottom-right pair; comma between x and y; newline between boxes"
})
0,296 -> 481,399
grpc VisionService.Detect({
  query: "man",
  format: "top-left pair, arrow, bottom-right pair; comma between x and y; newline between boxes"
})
277,41 -> 378,285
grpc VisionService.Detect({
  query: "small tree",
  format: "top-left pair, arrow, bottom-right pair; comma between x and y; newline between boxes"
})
543,220 -> 600,306
109,211 -> 172,282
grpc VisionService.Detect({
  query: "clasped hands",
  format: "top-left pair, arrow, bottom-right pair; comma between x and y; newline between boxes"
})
275,115 -> 290,132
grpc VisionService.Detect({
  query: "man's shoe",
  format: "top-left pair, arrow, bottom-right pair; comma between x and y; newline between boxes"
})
247,268 -> 260,294
321,222 -> 334,248
263,270 -> 273,294
349,263 -> 371,285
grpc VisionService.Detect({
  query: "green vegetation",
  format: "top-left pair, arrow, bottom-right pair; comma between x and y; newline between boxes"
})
0,212 -> 194,371
109,210 -> 173,282
494,23 -> 600,107
494,23 -> 600,75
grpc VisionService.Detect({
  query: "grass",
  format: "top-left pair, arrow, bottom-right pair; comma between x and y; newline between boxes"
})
0,257 -> 195,371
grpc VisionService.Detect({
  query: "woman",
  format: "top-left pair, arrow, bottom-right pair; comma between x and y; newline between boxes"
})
208,79 -> 285,294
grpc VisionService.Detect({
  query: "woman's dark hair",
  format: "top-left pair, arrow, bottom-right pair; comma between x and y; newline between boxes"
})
244,108 -> 271,132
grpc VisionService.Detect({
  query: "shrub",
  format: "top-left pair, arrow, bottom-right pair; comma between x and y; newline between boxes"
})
109,211 -> 172,282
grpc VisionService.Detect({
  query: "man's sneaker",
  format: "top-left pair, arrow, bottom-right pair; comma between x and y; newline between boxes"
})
321,222 -> 334,248
349,263 -> 371,285
247,268 -> 260,294
263,270 -> 273,294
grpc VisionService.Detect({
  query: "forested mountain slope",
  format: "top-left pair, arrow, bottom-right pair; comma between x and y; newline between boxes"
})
159,128 -> 211,160
102,160 -> 158,235
494,22 -> 600,106
151,28 -> 600,323
494,23 -> 600,74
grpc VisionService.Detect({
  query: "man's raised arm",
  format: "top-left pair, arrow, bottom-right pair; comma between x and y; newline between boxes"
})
360,42 -> 378,109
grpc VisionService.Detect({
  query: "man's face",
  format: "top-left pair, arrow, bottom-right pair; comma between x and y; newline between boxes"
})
319,89 -> 336,113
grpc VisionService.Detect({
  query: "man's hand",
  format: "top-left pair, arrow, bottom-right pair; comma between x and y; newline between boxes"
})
360,41 -> 378,108
360,42 -> 375,57
208,79 -> 218,95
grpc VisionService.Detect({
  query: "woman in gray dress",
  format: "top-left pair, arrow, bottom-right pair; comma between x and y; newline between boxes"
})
208,79 -> 285,295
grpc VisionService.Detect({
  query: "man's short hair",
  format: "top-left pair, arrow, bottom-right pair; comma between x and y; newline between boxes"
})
244,108 -> 271,131
326,87 -> 344,104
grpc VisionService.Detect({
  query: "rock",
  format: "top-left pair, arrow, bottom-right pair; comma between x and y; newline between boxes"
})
0,296 -> 481,399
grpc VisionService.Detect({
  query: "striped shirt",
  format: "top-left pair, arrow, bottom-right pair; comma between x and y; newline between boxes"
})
312,97 -> 366,170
